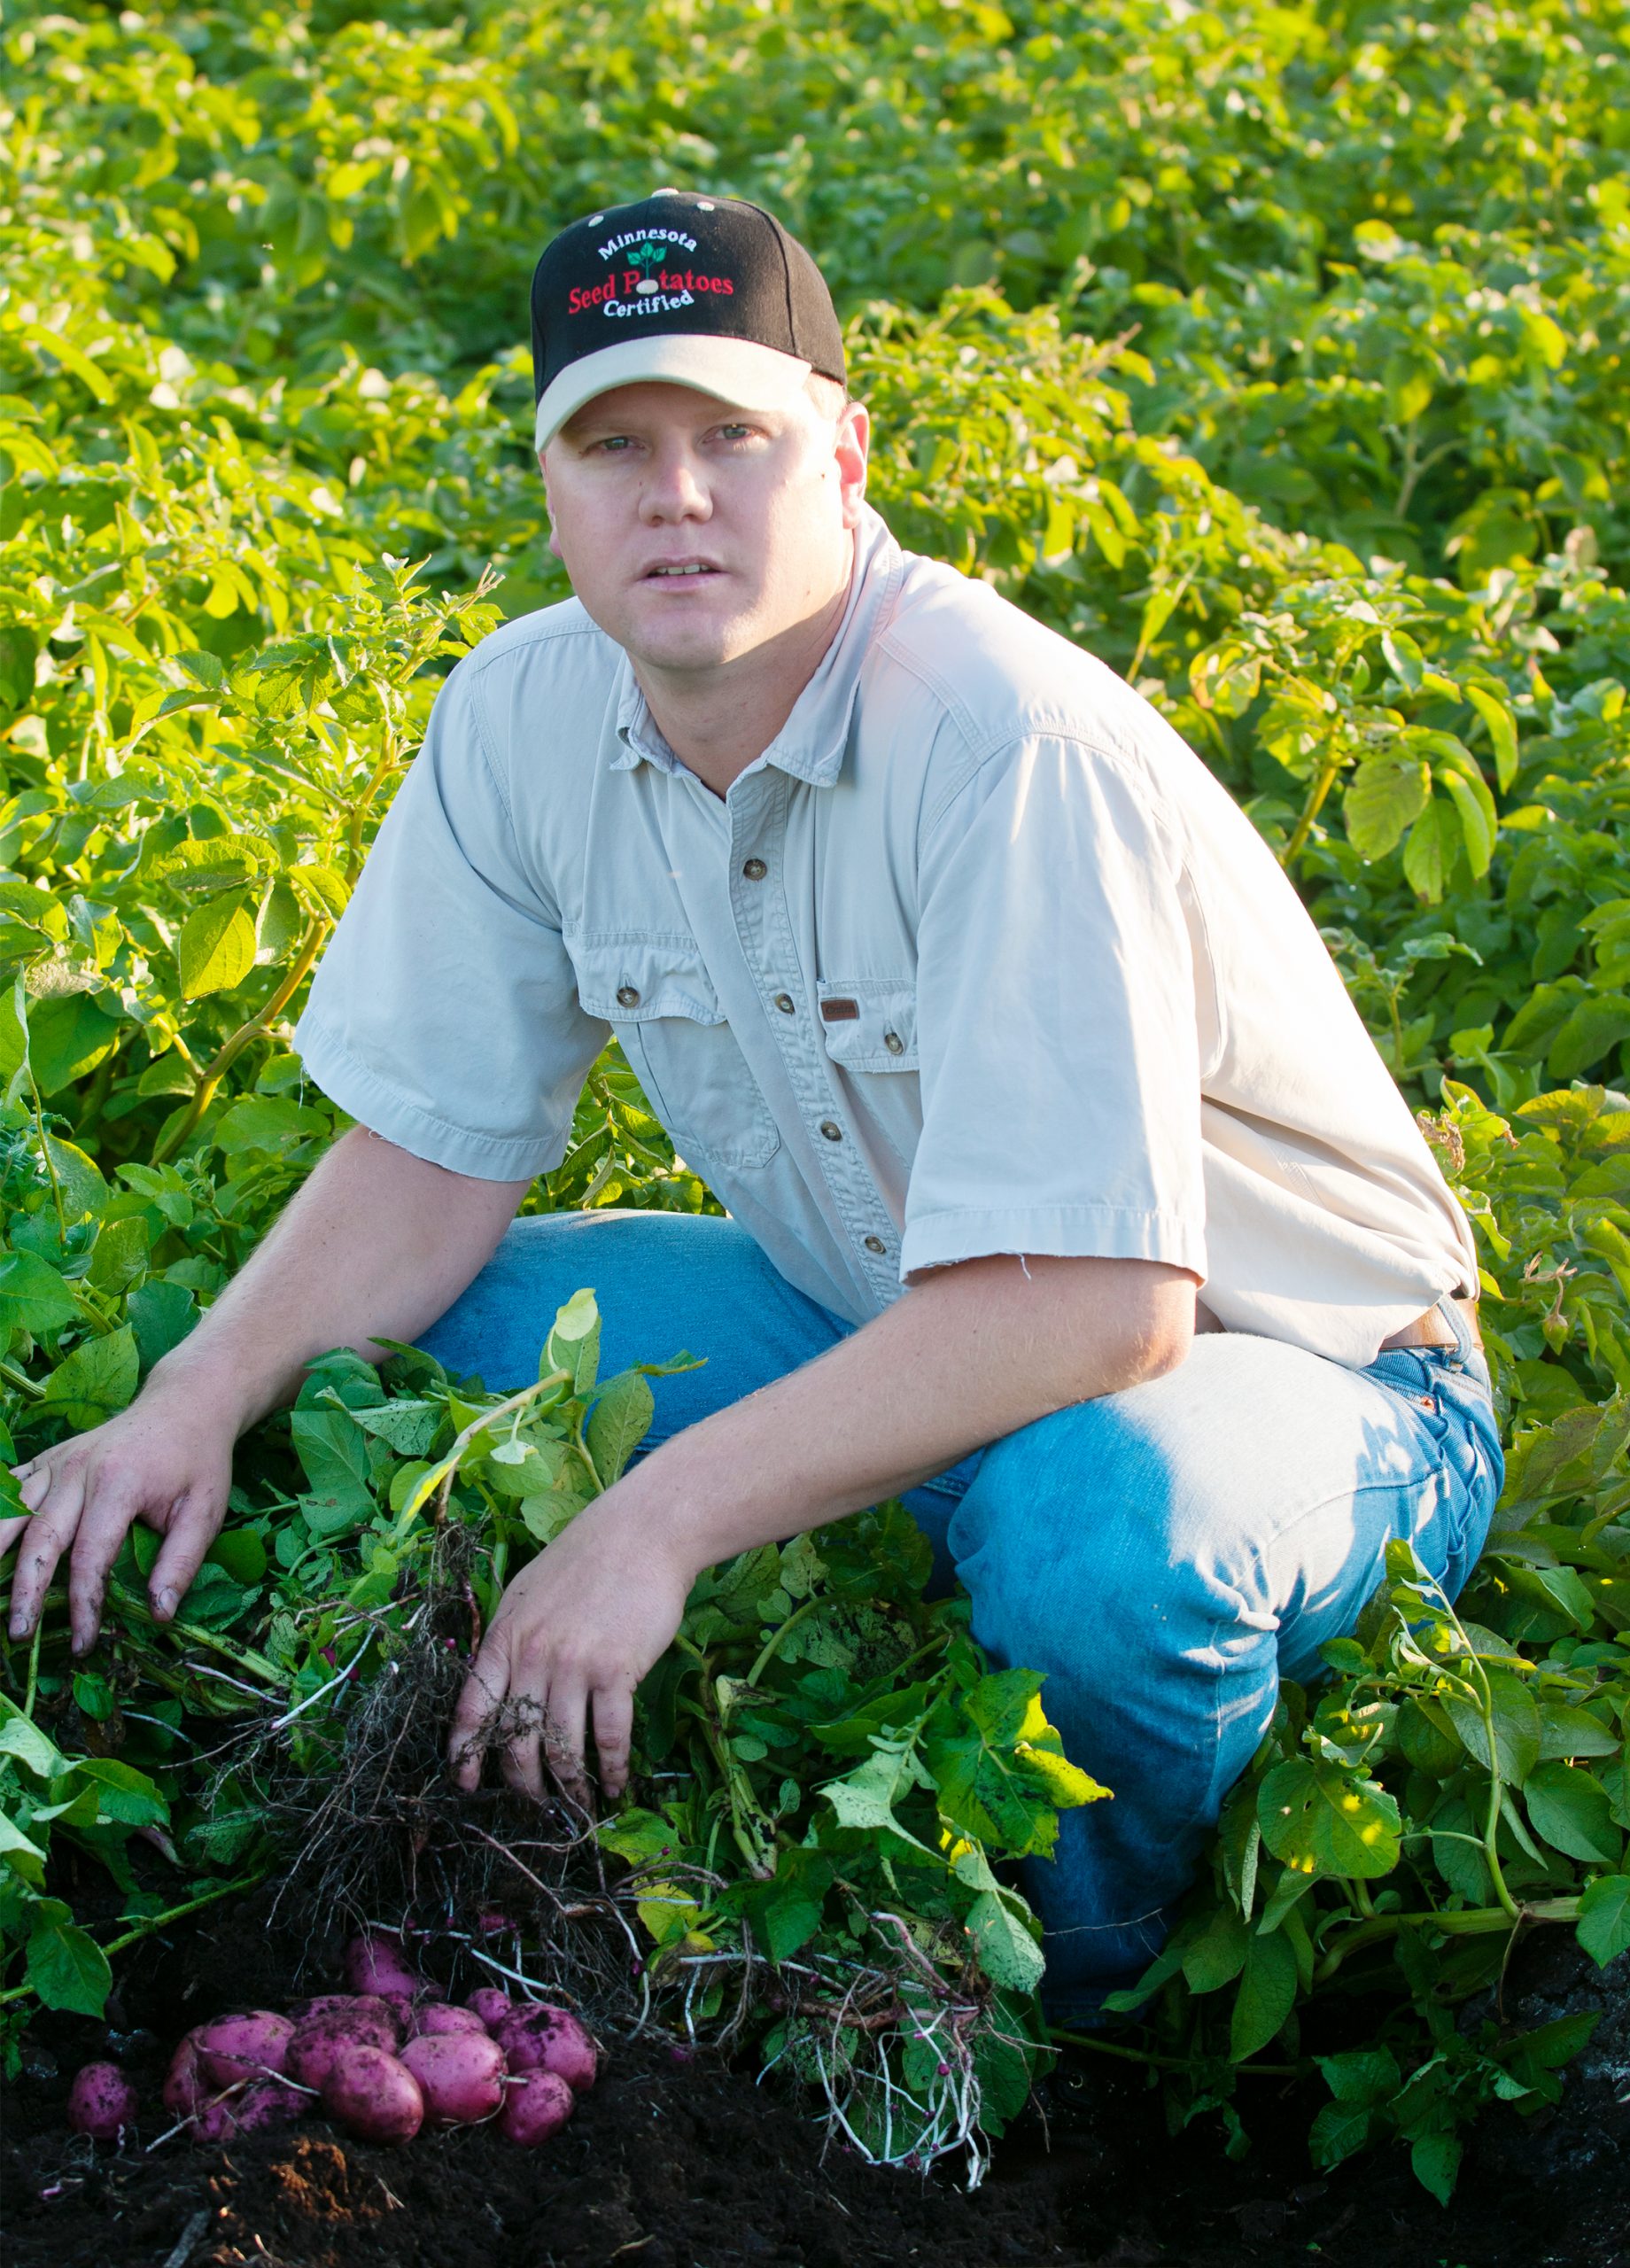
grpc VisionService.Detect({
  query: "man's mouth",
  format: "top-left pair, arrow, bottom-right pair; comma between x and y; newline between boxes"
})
643,562 -> 721,579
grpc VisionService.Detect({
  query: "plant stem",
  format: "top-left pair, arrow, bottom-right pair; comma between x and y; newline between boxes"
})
151,917 -> 331,1164
1311,1896 -> 1580,1984
1045,2027 -> 1305,2079
104,1575 -> 282,1683
0,1871 -> 264,2008
1281,741 -> 1346,867
23,1619 -> 43,1719
747,1596 -> 825,1689
1,1357 -> 45,1400
27,1067 -> 67,1244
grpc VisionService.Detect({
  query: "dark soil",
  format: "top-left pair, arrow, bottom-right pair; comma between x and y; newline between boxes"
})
4,1904 -> 1625,2268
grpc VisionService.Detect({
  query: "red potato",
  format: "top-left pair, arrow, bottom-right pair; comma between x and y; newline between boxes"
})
497,2069 -> 574,2145
237,2078 -> 307,2132
163,2033 -> 211,2118
400,2031 -> 507,2126
289,1992 -> 354,2025
196,2010 -> 295,2087
190,2093 -> 244,2145
494,2005 -> 598,2093
286,2005 -> 399,2091
290,1992 -> 400,2038
67,2062 -> 137,2140
342,1933 -> 421,2001
190,2077 -> 307,2140
465,1987 -> 513,2032
320,2042 -> 424,2146
409,2002 -> 488,2040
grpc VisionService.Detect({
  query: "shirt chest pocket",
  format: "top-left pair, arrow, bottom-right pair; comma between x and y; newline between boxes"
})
568,936 -> 780,1172
816,979 -> 919,1072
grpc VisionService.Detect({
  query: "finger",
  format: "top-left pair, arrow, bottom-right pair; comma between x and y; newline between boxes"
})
0,1513 -> 28,1562
67,1473 -> 146,1656
540,1676 -> 590,1805
14,1461 -> 54,1515
591,1682 -> 635,1801
146,1488 -> 227,1624
6,1468 -> 88,1641
498,1720 -> 546,1805
448,1652 -> 508,1790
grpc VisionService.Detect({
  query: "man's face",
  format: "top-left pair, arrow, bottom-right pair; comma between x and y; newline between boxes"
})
539,380 -> 869,677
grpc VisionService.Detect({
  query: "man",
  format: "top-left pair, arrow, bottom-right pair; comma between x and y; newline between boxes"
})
3,193 -> 1501,2018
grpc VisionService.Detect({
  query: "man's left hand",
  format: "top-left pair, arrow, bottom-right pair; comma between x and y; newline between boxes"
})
447,1487 -> 693,1805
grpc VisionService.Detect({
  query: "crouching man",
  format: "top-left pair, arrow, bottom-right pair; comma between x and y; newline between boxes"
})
3,193 -> 1500,2021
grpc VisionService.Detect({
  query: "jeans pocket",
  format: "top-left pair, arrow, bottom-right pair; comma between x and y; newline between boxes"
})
1433,1371 -> 1503,1590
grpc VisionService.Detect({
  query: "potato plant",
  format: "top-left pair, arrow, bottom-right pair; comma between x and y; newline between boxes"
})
0,0 -> 1626,2194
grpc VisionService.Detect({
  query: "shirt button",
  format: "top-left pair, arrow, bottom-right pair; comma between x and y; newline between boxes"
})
864,1234 -> 887,1254
883,1030 -> 905,1054
616,985 -> 640,1007
741,857 -> 767,881
819,1120 -> 842,1142
773,993 -> 796,1014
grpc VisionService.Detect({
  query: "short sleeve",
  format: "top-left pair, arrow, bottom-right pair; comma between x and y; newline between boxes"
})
292,658 -> 608,1180
901,734 -> 1208,1283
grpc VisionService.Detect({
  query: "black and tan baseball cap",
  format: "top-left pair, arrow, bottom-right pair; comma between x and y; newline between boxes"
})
530,190 -> 846,452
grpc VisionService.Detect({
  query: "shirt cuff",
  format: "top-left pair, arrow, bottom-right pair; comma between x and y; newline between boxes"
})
899,1202 -> 1207,1284
293,1011 -> 568,1183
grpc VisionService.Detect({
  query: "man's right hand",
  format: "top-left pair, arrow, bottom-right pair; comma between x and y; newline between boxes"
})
3,1379 -> 237,1655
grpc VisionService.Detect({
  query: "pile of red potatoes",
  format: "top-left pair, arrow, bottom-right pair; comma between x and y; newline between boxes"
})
66,1931 -> 597,2148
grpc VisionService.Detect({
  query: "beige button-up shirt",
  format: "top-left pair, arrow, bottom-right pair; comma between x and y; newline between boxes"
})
293,503 -> 1478,1370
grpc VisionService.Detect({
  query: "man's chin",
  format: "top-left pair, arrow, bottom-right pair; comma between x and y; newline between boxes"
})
617,616 -> 754,677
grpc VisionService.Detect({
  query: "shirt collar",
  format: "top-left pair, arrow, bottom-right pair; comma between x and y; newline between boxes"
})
609,502 -> 904,788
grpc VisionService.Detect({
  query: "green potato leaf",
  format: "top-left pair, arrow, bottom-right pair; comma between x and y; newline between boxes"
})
1229,1927 -> 1299,2061
1257,1755 -> 1403,1879
40,1324 -> 139,1429
1575,1873 -> 1630,1968
0,1248 -> 79,1336
176,889 -> 258,1000
26,1915 -> 113,2016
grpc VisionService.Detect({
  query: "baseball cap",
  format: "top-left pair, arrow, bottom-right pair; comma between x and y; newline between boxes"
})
530,190 -> 846,453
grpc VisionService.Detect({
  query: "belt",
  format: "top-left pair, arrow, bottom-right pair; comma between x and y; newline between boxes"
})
1378,1293 -> 1481,1355
1193,1293 -> 1481,1353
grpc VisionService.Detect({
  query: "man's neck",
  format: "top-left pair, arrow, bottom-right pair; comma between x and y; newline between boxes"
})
634,536 -> 856,800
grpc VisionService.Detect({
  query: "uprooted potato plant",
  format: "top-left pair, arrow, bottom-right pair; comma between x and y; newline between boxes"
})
3,1278 -> 1105,2176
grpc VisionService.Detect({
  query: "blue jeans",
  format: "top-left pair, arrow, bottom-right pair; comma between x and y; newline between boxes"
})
418,1209 -> 1503,2019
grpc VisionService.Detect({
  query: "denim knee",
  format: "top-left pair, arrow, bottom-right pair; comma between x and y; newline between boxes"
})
948,1394 -> 1235,1663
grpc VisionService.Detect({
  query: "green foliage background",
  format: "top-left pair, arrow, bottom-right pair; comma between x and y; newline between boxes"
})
1,0 -> 1627,2188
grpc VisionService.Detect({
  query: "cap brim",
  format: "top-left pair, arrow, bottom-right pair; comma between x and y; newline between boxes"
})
534,334 -> 813,451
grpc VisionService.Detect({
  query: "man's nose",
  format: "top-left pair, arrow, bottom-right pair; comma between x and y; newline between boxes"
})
640,445 -> 711,522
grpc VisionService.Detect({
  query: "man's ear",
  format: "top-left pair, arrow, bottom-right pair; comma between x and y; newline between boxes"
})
539,449 -> 563,561
834,399 -> 870,531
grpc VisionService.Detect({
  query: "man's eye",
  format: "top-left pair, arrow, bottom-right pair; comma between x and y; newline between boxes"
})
594,436 -> 633,453
717,424 -> 755,441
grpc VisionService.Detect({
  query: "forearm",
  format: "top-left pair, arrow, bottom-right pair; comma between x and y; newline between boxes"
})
449,1251 -> 1198,1801
147,1123 -> 532,1434
631,1252 -> 1198,1573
